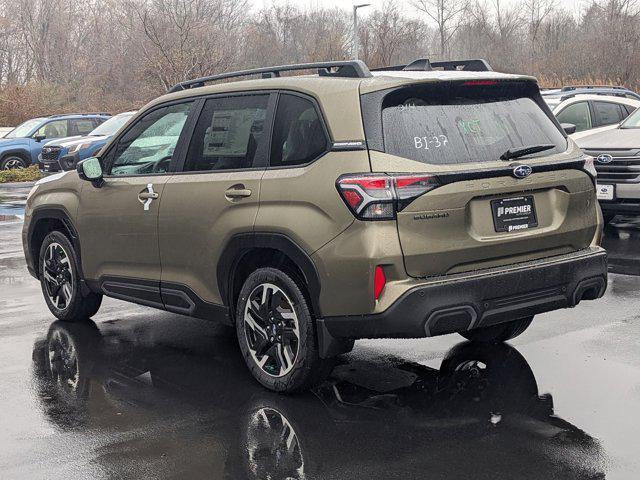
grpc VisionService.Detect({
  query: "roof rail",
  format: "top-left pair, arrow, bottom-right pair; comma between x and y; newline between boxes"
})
561,85 -> 627,91
48,112 -> 111,118
372,58 -> 492,73
168,60 -> 372,93
559,92 -> 627,101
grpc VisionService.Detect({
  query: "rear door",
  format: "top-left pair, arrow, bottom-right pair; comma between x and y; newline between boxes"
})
362,80 -> 598,277
158,92 -> 274,312
592,100 -> 626,127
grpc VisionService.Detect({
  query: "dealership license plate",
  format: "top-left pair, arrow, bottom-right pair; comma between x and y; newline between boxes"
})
491,196 -> 538,233
596,184 -> 615,201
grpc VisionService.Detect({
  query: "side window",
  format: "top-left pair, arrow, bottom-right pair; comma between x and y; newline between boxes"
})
556,102 -> 592,132
34,119 -> 68,139
184,95 -> 268,172
108,102 -> 192,176
70,118 -> 96,136
270,94 -> 328,168
593,101 -> 624,127
624,105 -> 637,116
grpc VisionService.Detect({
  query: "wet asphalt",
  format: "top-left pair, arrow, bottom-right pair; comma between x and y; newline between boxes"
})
1,184 -> 640,479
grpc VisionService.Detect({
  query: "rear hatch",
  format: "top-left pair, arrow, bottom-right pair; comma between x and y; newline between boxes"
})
360,78 -> 598,277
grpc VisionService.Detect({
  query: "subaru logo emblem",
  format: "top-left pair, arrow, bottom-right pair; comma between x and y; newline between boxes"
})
512,165 -> 532,179
596,154 -> 613,164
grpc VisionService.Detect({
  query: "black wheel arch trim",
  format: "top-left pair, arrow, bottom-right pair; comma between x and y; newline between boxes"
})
28,207 -> 85,280
217,232 -> 322,319
1,148 -> 31,164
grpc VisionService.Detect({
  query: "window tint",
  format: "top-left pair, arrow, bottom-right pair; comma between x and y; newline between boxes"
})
109,102 -> 192,176
593,101 -> 624,127
70,118 -> 97,136
35,120 -> 68,139
184,95 -> 268,172
556,102 -> 592,131
270,94 -> 328,167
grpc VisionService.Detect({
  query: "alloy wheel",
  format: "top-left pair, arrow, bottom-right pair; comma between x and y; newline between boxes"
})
3,158 -> 25,170
243,283 -> 300,377
43,242 -> 74,310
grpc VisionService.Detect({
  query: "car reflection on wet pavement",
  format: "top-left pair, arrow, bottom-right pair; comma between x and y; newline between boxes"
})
30,318 -> 605,480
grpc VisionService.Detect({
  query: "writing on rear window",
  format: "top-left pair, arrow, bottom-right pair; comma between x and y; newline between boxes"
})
379,84 -> 566,166
414,135 -> 449,149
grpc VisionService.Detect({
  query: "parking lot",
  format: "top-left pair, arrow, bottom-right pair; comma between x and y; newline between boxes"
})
1,182 -> 639,479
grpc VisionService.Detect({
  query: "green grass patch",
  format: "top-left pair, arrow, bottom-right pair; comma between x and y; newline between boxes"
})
0,165 -> 44,183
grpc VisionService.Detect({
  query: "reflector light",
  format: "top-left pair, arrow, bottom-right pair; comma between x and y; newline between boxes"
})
374,266 -> 386,300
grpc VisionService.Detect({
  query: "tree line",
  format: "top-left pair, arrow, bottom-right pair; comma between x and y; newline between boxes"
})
0,0 -> 638,125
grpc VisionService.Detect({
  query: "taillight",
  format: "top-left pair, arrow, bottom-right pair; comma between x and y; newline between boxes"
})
394,175 -> 440,210
337,173 -> 439,220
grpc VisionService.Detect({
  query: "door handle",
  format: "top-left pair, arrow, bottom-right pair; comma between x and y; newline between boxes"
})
138,184 -> 159,211
138,191 -> 159,200
225,186 -> 252,198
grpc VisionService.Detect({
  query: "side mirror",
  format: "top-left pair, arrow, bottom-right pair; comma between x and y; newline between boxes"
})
77,157 -> 104,187
561,123 -> 577,135
34,134 -> 46,142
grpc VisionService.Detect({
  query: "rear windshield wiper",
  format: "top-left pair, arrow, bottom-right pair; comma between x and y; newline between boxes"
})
500,144 -> 555,161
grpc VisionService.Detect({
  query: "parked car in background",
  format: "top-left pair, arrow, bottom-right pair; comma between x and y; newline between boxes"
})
0,127 -> 13,138
39,111 -> 136,172
542,85 -> 640,110
576,106 -> 640,223
551,94 -> 639,137
0,113 -> 110,170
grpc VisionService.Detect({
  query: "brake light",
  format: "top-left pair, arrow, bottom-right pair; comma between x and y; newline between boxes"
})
374,266 -> 386,300
462,80 -> 499,86
337,173 -> 440,220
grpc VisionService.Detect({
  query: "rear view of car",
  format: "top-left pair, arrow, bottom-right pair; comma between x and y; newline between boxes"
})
23,58 -> 607,392
320,71 -> 606,345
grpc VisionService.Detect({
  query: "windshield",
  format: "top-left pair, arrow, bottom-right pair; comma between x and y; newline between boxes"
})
379,83 -> 566,165
5,119 -> 44,139
90,113 -> 135,136
620,108 -> 640,128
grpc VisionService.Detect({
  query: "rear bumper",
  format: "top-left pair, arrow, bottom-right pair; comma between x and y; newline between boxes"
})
320,247 -> 607,341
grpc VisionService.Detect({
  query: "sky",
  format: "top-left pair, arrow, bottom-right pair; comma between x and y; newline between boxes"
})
253,0 -> 589,16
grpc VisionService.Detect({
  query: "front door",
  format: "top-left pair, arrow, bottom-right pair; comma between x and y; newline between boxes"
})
158,93 -> 273,314
77,101 -> 194,306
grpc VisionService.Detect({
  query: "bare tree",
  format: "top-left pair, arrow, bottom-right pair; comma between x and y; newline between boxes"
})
411,0 -> 468,56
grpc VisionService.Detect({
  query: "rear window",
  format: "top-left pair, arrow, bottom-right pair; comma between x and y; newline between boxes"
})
378,83 -> 566,165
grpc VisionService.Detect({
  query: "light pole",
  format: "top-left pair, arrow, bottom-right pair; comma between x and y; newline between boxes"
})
353,3 -> 370,60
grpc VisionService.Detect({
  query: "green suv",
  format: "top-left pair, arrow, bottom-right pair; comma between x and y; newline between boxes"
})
23,59 -> 607,392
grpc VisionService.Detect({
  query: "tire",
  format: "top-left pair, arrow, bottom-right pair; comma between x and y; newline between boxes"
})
1,154 -> 28,170
459,316 -> 534,343
39,231 -> 102,321
235,267 -> 333,393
